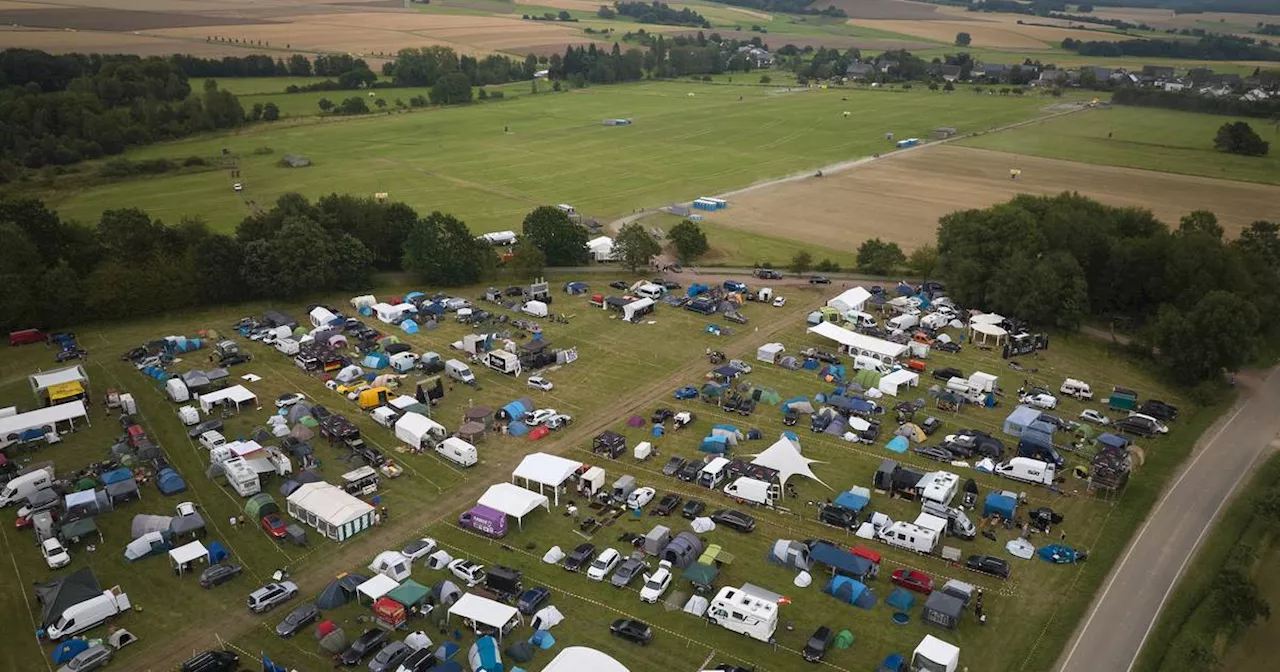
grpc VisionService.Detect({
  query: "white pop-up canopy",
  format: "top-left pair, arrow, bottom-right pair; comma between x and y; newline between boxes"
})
199,385 -> 258,413
543,647 -> 630,672
512,453 -> 581,505
969,322 -> 1009,345
169,540 -> 208,575
478,483 -> 549,529
878,369 -> 920,397
827,287 -> 872,315
357,573 -> 400,603
748,435 -> 829,489
448,593 -> 522,639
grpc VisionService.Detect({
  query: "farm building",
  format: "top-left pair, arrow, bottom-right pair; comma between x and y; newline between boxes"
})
286,482 -> 376,541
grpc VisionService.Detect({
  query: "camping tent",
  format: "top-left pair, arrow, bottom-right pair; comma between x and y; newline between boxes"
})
531,605 -> 564,631
747,435 -> 828,489
448,594 -> 522,640
369,551 -> 413,582
198,385 -> 257,414
468,636 -> 502,672
35,568 -> 102,629
477,483 -> 549,529
511,453 -> 580,505
886,587 -> 917,612
660,531 -> 704,569
335,365 -> 364,383
824,575 -> 876,609
757,342 -> 785,364
131,514 -> 173,539
315,573 -> 367,609
542,647 -> 629,672
769,540 -> 810,571
923,591 -> 965,630
1003,405 -> 1042,438
984,492 -> 1017,520
245,493 -> 279,519
431,579 -> 462,606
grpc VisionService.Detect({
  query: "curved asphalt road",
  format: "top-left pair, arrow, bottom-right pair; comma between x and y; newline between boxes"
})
1057,366 -> 1280,672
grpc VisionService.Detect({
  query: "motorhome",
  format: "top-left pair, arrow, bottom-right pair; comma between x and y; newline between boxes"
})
0,466 -> 55,507
853,355 -> 891,375
706,586 -> 779,643
220,458 -> 261,497
436,437 -> 478,467
723,477 -> 779,507
445,359 -> 476,385
877,521 -> 939,554
1059,378 -> 1093,400
912,635 -> 960,672
920,501 -> 977,540
483,350 -> 521,376
697,457 -> 731,489
920,472 -> 960,507
45,591 -> 132,639
274,338 -> 300,356
995,457 -> 1055,486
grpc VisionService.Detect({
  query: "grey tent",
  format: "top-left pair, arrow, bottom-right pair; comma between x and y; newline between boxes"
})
289,423 -> 315,441
35,568 -> 102,629
287,403 -> 314,423
660,532 -> 704,569
206,368 -> 230,384
59,517 -> 101,545
280,469 -> 322,496
430,579 -> 462,607
922,591 -> 965,630
778,356 -> 800,370
318,627 -> 348,654
182,370 -> 212,392
105,477 -> 140,505
134,441 -> 161,462
769,540 -> 810,571
316,573 -> 368,609
284,524 -> 307,547
131,514 -> 173,540
169,513 -> 206,539
505,641 -> 535,664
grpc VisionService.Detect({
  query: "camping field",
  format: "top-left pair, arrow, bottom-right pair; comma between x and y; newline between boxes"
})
41,81 -> 1055,237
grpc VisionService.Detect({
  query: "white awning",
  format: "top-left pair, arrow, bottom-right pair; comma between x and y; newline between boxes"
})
0,400 -> 88,445
478,483 -> 549,526
512,453 -> 579,489
357,573 -> 400,602
448,593 -> 521,631
169,540 -> 208,567
807,322 -> 909,360
543,647 -> 629,672
29,365 -> 88,392
199,385 -> 258,413
748,435 -> 829,489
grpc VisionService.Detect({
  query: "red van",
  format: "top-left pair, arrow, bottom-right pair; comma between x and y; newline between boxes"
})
9,329 -> 46,346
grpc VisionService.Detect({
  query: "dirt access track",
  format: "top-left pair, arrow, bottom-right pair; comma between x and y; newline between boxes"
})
707,144 -> 1280,251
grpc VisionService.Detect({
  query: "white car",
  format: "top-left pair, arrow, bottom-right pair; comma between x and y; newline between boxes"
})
586,548 -> 621,581
1021,393 -> 1058,410
401,537 -> 438,562
527,376 -> 553,392
198,430 -> 226,451
727,359 -> 753,375
626,487 -> 656,510
1128,412 -> 1170,434
176,501 -> 197,517
448,558 -> 486,587
276,392 -> 306,408
544,413 -> 573,430
639,560 -> 673,603
1078,409 -> 1111,426
41,538 -> 71,569
233,182 -> 243,192
772,296 -> 786,307
524,409 -> 558,426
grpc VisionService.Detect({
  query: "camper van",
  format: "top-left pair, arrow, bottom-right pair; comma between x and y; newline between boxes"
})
912,635 -> 960,672
706,586 -> 779,643
274,338 -> 300,356
635,283 -> 664,301
921,501 -> 977,540
845,311 -> 877,330
45,591 -> 132,639
0,466 -> 55,507
458,504 -> 508,538
436,437 -> 478,467
887,314 -> 919,332
483,350 -> 521,376
1059,378 -> 1093,400
723,477 -> 779,507
341,466 -> 381,496
877,521 -> 939,554
920,472 -> 960,507
995,457 -> 1055,486
853,355 -> 891,375
445,359 -> 476,385
921,313 -> 950,330
697,458 -> 731,490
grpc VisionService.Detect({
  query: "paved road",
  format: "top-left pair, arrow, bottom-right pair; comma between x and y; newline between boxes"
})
1058,366 -> 1280,672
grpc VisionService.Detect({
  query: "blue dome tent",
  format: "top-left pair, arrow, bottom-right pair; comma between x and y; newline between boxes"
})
400,319 -> 419,334
825,575 -> 876,609
51,639 -> 89,664
885,436 -> 909,454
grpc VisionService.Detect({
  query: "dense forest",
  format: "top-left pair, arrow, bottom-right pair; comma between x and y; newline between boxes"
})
1112,87 -> 1280,118
1062,35 -> 1280,61
613,1 -> 711,28
705,0 -> 847,17
1088,0 -> 1280,15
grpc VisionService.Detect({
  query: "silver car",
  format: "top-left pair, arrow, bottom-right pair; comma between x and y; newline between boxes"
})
610,556 -> 648,588
57,644 -> 111,672
247,581 -> 298,613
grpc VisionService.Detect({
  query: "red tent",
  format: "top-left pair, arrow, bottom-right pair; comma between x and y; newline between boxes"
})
314,619 -> 338,639
528,426 -> 551,441
851,545 -> 882,565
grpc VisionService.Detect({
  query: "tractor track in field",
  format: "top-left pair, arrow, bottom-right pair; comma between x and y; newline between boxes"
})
127,300 -> 812,671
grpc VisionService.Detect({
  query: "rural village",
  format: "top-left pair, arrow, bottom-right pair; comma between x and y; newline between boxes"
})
2,2 -> 1280,672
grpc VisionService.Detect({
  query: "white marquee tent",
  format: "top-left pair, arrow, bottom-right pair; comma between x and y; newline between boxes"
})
756,342 -> 784,364
512,453 -> 581,505
477,483 -> 549,529
0,400 -> 89,448
969,312 -> 1005,325
286,482 -> 375,541
969,322 -> 1009,346
357,573 -> 400,604
543,647 -> 630,672
448,593 -> 522,640
748,435 -> 829,489
878,369 -> 920,397
827,287 -> 872,315
198,385 -> 258,414
807,321 -> 909,362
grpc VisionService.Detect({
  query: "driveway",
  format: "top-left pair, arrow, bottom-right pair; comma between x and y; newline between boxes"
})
1058,366 -> 1280,672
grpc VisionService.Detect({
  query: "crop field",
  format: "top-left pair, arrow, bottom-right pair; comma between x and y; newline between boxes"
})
712,139 -> 1280,252
44,81 -> 1053,236
848,9 -> 1136,50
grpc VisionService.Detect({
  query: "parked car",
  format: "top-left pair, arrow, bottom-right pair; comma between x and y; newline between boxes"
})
890,569 -> 934,595
808,275 -> 831,285
199,562 -> 243,589
773,296 -> 787,307
57,644 -> 111,672
185,419 -> 224,439
41,538 -> 71,569
942,431 -> 1004,460
639,561 -> 674,603
1127,412 -> 1169,434
711,509 -> 756,533
931,367 -> 963,382
610,618 -> 653,645
626,487 -> 656,509
727,359 -> 753,375
934,341 -> 961,353
516,586 -> 551,615
274,602 -> 321,637
340,628 -> 389,665
914,445 -> 955,462
818,504 -> 857,530
1021,392 -> 1058,410
276,392 -> 306,408
653,493 -> 681,516
920,416 -> 943,436
1078,409 -> 1111,426
609,281 -> 629,290
675,462 -> 701,483
661,456 -> 686,477
966,555 -> 1011,579
246,581 -> 298,613
55,348 -> 87,362
1138,400 -> 1179,422
544,413 -> 573,430
611,557 -> 649,588
260,513 -> 288,539
448,559 -> 486,587
527,376 -> 554,392
651,408 -> 675,424
368,642 -> 412,672
681,499 -> 706,519
524,409 -> 558,426
401,538 -> 437,562
587,548 -> 621,581
393,649 -> 436,672
563,543 -> 596,572
802,626 -> 833,663
673,386 -> 699,400
1115,415 -> 1164,438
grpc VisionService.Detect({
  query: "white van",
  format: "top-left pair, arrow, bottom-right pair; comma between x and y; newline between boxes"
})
995,457 -> 1055,486
445,359 -> 476,385
853,355 -> 891,375
877,521 -> 939,554
635,283 -> 664,301
370,406 -> 399,429
845,310 -> 878,329
921,313 -> 950,330
436,437 -> 478,467
274,338 -> 300,356
723,477 -> 778,507
887,314 -> 919,332
46,591 -> 131,639
0,468 -> 55,507
1060,378 -> 1093,400
697,457 -> 731,489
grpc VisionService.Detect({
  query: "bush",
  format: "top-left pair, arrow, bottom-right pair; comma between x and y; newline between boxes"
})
815,259 -> 840,272
98,158 -> 177,178
478,88 -> 489,100
759,74 -> 771,84
490,90 -> 505,100
182,156 -> 207,167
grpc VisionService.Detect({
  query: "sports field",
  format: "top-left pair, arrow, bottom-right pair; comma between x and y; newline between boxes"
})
46,81 -> 1054,235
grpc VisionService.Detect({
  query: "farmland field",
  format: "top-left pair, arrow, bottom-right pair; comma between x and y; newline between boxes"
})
43,81 -> 1056,236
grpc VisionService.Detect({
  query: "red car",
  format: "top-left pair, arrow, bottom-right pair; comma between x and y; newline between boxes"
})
890,568 -> 934,595
261,514 -> 288,539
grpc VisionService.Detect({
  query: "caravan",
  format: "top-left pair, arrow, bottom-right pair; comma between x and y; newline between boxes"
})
706,586 -> 779,643
920,472 -> 960,507
853,355 -> 891,375
877,521 -> 939,554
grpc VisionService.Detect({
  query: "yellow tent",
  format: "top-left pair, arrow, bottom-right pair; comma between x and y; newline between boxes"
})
357,386 -> 391,410
47,381 -> 85,405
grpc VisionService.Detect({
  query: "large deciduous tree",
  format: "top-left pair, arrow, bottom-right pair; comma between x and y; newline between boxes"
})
1214,121 -> 1269,156
1150,291 -> 1260,383
522,206 -> 588,266
614,222 -> 661,272
856,238 -> 906,275
668,219 -> 709,263
403,211 -> 490,286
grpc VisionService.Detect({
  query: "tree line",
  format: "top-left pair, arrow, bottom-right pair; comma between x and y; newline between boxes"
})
936,192 -> 1280,385
1061,35 -> 1280,61
612,1 -> 711,28
705,0 -> 846,17
1112,87 -> 1280,119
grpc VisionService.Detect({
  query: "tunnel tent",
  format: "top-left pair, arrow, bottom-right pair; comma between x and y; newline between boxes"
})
824,575 -> 876,609
131,514 -> 173,539
431,579 -> 462,607
245,493 -> 279,519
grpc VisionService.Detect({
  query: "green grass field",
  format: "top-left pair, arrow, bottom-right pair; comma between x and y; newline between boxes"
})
43,80 -> 1052,236
193,77 -> 335,96
960,106 -> 1280,185
645,212 -> 863,268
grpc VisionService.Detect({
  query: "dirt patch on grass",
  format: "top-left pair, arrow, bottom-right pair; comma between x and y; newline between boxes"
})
0,7 -> 273,30
823,0 -> 946,21
710,144 -> 1280,251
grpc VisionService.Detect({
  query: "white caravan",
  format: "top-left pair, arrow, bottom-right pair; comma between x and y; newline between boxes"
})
706,586 -> 779,643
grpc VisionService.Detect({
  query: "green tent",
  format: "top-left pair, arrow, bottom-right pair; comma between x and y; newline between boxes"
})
75,478 -> 97,492
299,416 -> 320,428
853,369 -> 880,390
834,629 -> 854,649
682,562 -> 719,590
387,579 -> 430,608
60,517 -> 101,544
245,493 -> 278,519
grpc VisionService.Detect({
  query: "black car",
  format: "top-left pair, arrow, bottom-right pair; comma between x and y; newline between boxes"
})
653,493 -> 682,516
818,504 -> 857,530
516,586 -> 551,615
309,405 -> 332,422
340,628 -> 389,665
393,649 -> 435,672
782,409 -> 798,426
610,618 -> 653,645
802,626 -> 833,663
55,348 -> 87,362
676,461 -> 701,483
661,280 -> 682,291
808,275 -> 831,285
711,509 -> 756,533
934,341 -> 962,353
1139,399 -> 1179,422
661,456 -> 687,477
651,408 -> 674,424
681,499 -> 706,519
186,418 -> 225,439
199,562 -> 243,589
943,431 -> 1003,460
914,445 -> 955,462
1114,417 -> 1158,439
609,281 -> 629,290
931,367 -> 964,381
563,543 -> 596,572
920,416 -> 943,436
219,353 -> 251,366
356,445 -> 386,467
274,602 -> 321,638
966,554 -> 1011,579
